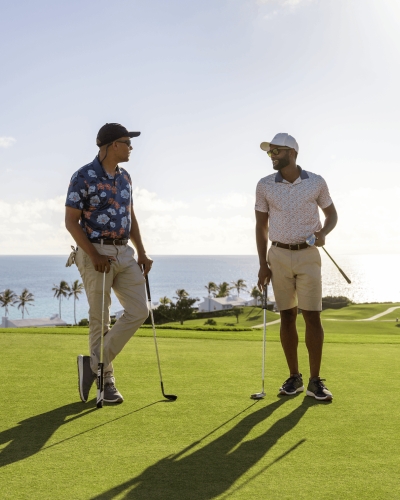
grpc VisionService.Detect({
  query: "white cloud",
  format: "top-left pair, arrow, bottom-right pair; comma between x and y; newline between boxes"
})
323,187 -> 400,255
0,137 -> 16,148
140,214 -> 256,254
206,193 -> 252,212
257,0 -> 312,5
0,196 -> 70,254
0,186 -> 397,256
133,188 -> 188,212
257,0 -> 315,17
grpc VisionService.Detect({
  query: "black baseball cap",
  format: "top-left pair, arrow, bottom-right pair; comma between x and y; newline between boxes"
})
96,123 -> 141,147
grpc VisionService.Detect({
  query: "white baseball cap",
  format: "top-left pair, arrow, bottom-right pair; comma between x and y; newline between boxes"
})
260,133 -> 299,153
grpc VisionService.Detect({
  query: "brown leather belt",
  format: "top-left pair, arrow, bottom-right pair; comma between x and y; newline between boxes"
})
95,239 -> 129,246
272,241 -> 309,251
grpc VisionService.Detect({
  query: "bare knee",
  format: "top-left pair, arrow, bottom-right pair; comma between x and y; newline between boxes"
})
280,307 -> 297,325
302,310 -> 322,328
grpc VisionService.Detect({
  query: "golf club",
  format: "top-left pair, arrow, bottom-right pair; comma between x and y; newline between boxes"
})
144,271 -> 177,401
96,270 -> 106,409
250,284 -> 267,400
306,235 -> 351,284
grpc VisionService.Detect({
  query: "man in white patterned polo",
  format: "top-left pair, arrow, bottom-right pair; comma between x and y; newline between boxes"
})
255,133 -> 337,401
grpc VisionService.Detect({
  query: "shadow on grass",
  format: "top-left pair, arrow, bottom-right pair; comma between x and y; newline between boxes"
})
0,400 -> 159,468
92,397 -> 328,500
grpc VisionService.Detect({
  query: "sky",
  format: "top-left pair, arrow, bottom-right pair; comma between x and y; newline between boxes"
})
0,0 -> 399,256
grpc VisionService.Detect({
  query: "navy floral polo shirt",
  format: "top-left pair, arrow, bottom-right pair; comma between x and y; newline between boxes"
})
65,157 -> 132,241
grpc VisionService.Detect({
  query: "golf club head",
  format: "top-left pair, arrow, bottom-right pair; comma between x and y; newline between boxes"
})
250,391 -> 266,400
164,394 -> 178,401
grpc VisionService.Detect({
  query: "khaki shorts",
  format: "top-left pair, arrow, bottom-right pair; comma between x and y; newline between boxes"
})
268,245 -> 322,311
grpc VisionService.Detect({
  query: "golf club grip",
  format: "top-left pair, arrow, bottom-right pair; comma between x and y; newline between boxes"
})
338,268 -> 351,284
262,285 -> 268,310
322,247 -> 351,284
144,272 -> 151,301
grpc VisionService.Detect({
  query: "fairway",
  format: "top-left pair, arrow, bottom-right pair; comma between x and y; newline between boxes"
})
1,324 -> 400,500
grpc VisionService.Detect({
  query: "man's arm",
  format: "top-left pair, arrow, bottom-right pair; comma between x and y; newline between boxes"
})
314,203 -> 338,247
255,210 -> 272,290
65,206 -> 115,273
130,204 -> 153,275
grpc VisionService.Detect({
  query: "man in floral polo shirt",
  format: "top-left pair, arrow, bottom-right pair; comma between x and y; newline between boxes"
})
255,133 -> 338,401
65,123 -> 153,404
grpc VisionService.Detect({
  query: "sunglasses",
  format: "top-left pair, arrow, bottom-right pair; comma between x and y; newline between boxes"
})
267,147 -> 291,157
115,139 -> 132,147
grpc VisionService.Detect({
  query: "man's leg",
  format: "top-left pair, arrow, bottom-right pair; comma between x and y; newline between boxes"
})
268,246 -> 304,395
75,245 -> 116,401
294,248 -> 332,400
102,245 -> 148,369
280,307 -> 299,375
302,310 -> 324,379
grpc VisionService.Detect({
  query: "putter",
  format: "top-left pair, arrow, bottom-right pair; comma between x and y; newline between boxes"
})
250,284 -> 267,400
306,235 -> 351,284
96,270 -> 106,409
144,271 -> 177,401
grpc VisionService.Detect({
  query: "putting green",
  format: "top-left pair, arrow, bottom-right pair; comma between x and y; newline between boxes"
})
1,329 -> 399,499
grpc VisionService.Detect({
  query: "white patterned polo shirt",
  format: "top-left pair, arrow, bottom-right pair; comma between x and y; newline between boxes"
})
255,166 -> 333,244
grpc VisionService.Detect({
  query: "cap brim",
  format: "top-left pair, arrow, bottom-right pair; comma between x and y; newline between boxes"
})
128,132 -> 141,138
260,142 -> 270,152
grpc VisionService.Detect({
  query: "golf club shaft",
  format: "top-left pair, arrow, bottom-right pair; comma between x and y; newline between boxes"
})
261,285 -> 267,394
96,271 -> 106,409
322,247 -> 351,284
144,272 -> 177,400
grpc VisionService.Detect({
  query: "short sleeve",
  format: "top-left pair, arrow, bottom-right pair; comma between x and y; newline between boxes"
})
255,179 -> 269,213
65,170 -> 87,211
316,177 -> 333,209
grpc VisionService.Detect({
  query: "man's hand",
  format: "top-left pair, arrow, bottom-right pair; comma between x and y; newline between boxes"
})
90,253 -> 116,273
138,253 -> 153,276
258,263 -> 272,291
314,230 -> 326,247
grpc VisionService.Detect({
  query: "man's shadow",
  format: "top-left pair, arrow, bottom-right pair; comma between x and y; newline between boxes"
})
0,399 -> 160,468
92,397 -> 328,500
0,401 -> 96,467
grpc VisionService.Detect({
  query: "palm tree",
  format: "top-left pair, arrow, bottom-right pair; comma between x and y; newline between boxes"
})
250,286 -> 262,306
52,281 -> 71,319
231,279 -> 247,297
159,296 -> 172,306
0,289 -> 17,317
204,282 -> 217,298
216,282 -> 231,298
69,280 -> 84,325
17,289 -> 35,319
174,289 -> 189,300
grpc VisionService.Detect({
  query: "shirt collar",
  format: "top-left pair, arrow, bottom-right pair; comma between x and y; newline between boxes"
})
92,156 -> 121,180
275,165 -> 309,183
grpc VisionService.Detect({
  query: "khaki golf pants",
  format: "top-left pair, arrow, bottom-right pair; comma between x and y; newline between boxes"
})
75,242 -> 148,379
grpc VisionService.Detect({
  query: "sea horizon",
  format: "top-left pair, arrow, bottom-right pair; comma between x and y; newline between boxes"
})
1,254 -> 399,325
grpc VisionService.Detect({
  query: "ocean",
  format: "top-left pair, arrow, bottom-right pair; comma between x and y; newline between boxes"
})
0,254 -> 399,325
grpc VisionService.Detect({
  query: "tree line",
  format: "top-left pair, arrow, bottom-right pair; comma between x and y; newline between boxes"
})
151,279 -> 265,325
205,279 -> 264,303
0,280 -> 84,325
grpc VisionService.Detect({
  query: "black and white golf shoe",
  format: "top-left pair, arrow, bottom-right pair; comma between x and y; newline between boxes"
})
278,373 -> 304,396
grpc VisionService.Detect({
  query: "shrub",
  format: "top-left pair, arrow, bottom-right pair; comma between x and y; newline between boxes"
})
204,319 -> 217,325
78,318 -> 89,326
322,296 -> 352,310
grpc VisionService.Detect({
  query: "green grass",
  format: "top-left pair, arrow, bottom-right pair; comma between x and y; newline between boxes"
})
1,304 -> 400,499
166,306 -> 281,328
321,302 -> 400,320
